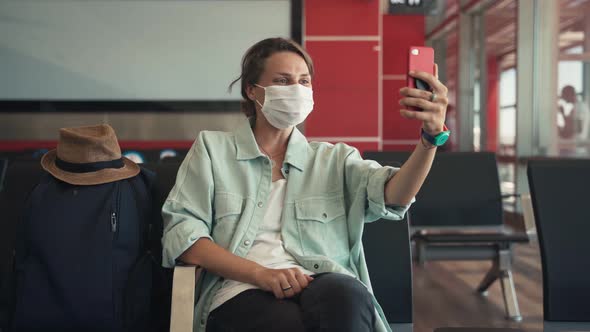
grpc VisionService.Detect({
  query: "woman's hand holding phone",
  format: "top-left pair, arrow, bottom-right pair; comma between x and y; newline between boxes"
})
399,64 -> 449,137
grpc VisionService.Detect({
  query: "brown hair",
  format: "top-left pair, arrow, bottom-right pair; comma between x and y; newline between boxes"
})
229,38 -> 314,117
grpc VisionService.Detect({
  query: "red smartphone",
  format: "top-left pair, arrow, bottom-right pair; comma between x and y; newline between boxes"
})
407,46 -> 435,111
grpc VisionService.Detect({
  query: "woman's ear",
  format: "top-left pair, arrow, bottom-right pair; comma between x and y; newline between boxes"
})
246,84 -> 257,101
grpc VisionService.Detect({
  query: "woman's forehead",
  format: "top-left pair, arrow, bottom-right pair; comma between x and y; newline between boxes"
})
264,52 -> 309,75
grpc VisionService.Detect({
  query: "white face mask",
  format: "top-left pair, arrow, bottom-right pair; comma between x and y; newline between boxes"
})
254,84 -> 314,129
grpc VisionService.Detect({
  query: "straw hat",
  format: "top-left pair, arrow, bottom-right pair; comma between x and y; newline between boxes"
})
41,124 -> 140,185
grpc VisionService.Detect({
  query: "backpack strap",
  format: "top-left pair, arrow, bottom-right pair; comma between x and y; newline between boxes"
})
128,168 -> 157,253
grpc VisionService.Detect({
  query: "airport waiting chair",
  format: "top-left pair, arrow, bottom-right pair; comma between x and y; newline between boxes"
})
168,198 -> 414,332
159,155 -> 186,164
0,160 -> 7,192
528,159 -> 590,332
364,151 -> 530,321
363,215 -> 413,332
143,161 -> 181,209
0,161 -> 45,330
434,328 -> 524,332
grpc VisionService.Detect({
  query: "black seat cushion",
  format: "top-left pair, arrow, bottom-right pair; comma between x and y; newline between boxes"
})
412,232 -> 529,244
435,328 -> 524,332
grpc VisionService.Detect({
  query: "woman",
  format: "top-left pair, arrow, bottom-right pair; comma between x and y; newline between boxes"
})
162,38 -> 448,332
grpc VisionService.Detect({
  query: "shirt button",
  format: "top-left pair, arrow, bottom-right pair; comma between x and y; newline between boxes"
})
285,169 -> 290,174
313,264 -> 319,269
257,201 -> 263,208
322,213 -> 328,219
244,240 -> 251,246
190,236 -> 197,241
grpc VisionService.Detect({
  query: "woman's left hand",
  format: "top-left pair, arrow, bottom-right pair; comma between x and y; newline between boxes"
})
398,64 -> 449,136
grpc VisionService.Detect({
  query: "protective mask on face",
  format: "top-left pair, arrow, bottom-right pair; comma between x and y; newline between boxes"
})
254,84 -> 314,129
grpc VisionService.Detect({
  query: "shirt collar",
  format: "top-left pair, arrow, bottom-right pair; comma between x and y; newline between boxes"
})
235,117 -> 308,172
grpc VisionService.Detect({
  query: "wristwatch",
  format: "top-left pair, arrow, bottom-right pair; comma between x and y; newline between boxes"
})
421,125 -> 451,147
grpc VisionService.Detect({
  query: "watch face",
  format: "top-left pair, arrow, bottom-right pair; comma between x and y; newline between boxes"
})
434,132 -> 450,146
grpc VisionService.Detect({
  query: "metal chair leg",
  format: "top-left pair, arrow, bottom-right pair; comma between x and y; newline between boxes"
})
477,259 -> 500,296
415,239 -> 427,266
500,269 -> 522,321
497,248 -> 522,322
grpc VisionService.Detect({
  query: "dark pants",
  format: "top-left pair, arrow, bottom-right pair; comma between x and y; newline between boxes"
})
206,272 -> 375,332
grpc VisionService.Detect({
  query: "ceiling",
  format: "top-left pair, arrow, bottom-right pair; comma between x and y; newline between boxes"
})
440,0 -> 590,74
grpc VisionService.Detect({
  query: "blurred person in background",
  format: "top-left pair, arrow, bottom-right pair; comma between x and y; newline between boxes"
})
558,85 -> 589,154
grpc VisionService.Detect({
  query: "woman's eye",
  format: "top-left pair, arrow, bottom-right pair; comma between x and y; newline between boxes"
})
274,78 -> 288,84
300,79 -> 310,85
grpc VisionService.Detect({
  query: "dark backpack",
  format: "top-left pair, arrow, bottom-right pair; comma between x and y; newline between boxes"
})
12,168 -> 168,332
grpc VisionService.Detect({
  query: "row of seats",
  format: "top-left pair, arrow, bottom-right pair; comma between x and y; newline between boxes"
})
1,154 -> 589,331
364,151 -> 529,321
0,158 -> 412,332
0,149 -> 189,165
366,152 -> 590,332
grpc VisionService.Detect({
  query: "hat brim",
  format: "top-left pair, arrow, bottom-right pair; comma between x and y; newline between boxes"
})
41,149 -> 140,186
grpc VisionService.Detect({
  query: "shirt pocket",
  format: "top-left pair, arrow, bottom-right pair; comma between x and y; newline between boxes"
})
212,193 -> 244,249
295,194 -> 350,258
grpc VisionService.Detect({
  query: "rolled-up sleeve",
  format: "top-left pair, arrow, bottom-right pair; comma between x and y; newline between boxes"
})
344,148 -> 414,223
161,133 -> 214,268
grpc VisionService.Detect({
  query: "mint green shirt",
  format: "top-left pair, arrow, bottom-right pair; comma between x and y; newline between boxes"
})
161,118 -> 412,332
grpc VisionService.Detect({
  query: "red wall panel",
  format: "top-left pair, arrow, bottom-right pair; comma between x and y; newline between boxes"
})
305,0 -> 379,36
382,80 -> 421,141
382,15 -> 425,75
0,140 -> 194,151
305,41 -> 379,137
486,55 -> 499,152
324,141 -> 379,156
381,14 -> 425,150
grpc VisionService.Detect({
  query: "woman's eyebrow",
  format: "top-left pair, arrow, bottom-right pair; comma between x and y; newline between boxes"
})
274,72 -> 310,77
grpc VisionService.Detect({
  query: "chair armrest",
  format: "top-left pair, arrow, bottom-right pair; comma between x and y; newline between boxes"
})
520,194 -> 537,237
169,265 -> 203,332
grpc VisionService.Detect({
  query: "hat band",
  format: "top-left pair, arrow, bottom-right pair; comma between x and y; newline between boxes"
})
55,157 -> 125,173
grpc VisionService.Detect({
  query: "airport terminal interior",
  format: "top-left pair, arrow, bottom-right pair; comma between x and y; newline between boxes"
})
1,0 -> 590,332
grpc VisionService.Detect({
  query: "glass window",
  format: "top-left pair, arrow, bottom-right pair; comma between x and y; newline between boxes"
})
557,0 -> 590,157
485,0 -> 517,157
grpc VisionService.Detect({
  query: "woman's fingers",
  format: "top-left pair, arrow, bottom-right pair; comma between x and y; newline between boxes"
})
270,279 -> 284,299
293,270 -> 309,290
268,273 -> 288,299
262,269 -> 314,299
399,97 -> 440,113
278,273 -> 296,298
398,63 -> 449,131
285,270 -> 302,294
399,87 -> 433,100
400,109 -> 434,122
409,70 -> 447,95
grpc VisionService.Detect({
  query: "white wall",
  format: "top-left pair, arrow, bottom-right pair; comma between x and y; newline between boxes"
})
0,0 -> 290,100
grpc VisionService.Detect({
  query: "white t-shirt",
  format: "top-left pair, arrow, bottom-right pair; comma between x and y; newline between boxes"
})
210,179 -> 313,311
575,100 -> 590,140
